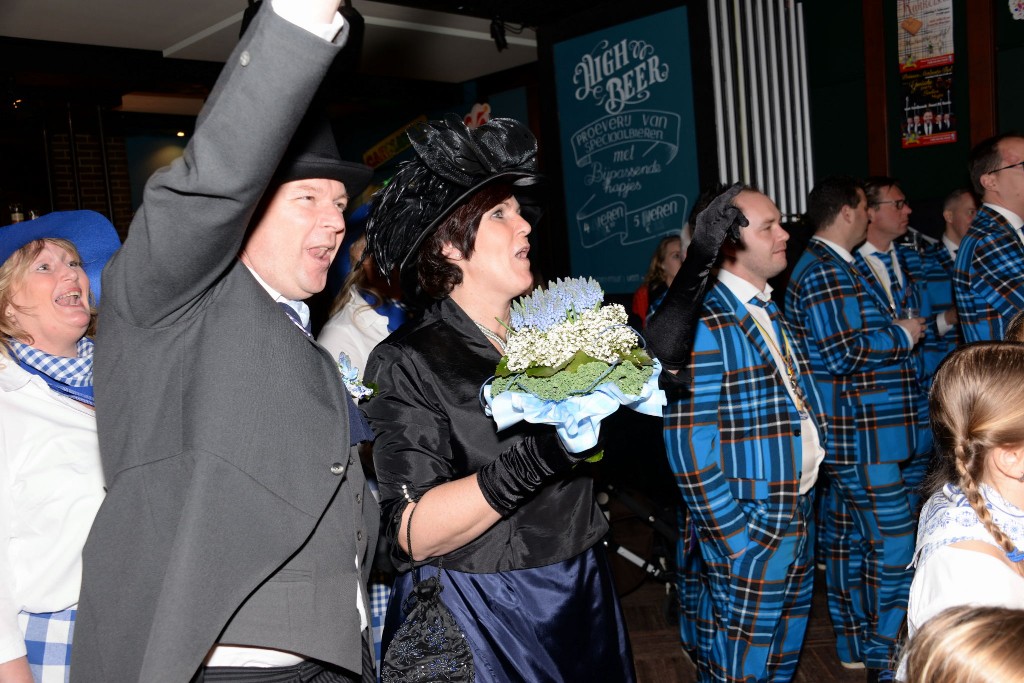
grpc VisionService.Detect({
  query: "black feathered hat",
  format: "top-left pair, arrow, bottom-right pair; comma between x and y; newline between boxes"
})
364,115 -> 543,292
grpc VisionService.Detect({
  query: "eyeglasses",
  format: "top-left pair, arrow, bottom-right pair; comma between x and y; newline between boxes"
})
990,160 -> 1024,174
874,199 -> 907,210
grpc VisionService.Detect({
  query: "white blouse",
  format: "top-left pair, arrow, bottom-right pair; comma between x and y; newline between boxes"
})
907,544 -> 1024,638
0,359 -> 104,663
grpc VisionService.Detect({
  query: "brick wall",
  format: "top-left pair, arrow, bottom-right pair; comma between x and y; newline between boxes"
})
50,132 -> 134,238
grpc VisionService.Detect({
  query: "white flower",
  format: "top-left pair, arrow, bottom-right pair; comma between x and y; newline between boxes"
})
504,303 -> 637,372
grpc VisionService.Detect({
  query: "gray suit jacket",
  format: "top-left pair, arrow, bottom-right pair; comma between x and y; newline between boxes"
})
71,7 -> 377,682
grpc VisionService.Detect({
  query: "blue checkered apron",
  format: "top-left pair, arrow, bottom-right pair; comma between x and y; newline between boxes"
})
18,608 -> 75,683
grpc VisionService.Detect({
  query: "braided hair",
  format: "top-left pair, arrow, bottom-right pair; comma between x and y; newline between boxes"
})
928,342 -> 1024,576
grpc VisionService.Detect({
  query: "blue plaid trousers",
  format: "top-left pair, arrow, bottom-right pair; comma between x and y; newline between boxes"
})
690,495 -> 815,683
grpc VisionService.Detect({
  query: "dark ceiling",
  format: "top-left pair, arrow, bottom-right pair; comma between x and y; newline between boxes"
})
380,0 -> 601,27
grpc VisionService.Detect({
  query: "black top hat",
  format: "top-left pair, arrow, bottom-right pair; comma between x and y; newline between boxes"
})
272,111 -> 373,198
364,115 -> 543,289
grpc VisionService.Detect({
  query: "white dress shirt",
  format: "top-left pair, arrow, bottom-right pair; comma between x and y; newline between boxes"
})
717,270 -> 825,494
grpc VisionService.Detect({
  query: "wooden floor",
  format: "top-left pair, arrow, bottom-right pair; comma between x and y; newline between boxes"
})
607,501 -> 866,683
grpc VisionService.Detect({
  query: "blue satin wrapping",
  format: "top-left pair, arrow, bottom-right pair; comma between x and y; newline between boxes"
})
382,546 -> 635,682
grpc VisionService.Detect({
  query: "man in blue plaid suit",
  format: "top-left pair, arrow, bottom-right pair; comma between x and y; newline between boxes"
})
665,187 -> 827,683
954,133 -> 1024,341
786,176 -> 928,682
859,177 -> 940,508
918,188 -> 975,352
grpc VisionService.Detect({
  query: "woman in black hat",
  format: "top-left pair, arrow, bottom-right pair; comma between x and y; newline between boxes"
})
362,116 -> 636,681
0,211 -> 119,683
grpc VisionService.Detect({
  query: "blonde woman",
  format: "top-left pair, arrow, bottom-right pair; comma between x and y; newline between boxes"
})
0,211 -> 118,683
901,605 -> 1024,683
908,342 -> 1024,638
631,234 -> 682,324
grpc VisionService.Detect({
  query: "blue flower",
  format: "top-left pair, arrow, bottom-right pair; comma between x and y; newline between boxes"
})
510,276 -> 604,331
337,352 -> 373,401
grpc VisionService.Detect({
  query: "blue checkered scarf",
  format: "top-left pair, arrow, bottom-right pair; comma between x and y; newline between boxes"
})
10,337 -> 94,386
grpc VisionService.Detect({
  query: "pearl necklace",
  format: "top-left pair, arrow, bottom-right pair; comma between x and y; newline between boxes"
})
474,321 -> 507,353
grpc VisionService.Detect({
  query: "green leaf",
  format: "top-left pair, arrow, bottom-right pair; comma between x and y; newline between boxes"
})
564,350 -> 605,372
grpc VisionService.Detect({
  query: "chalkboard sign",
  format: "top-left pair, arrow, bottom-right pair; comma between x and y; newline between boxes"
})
552,6 -> 699,294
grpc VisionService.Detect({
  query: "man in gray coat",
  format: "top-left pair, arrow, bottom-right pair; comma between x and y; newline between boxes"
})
70,1 -> 378,681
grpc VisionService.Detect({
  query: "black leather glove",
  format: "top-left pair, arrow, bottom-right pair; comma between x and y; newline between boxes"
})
477,433 -> 603,516
645,183 -> 749,376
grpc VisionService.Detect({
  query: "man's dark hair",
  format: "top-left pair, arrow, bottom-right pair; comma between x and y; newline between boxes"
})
806,175 -> 864,231
417,182 -> 515,298
863,176 -> 901,207
943,187 -> 974,213
968,132 -> 1024,195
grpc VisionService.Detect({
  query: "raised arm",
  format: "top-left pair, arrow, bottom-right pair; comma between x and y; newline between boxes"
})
646,184 -> 748,376
103,0 -> 347,327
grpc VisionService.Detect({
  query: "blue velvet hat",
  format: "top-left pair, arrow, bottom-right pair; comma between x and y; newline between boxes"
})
0,210 -> 121,304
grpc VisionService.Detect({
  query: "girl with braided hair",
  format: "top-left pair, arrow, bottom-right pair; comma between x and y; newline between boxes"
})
907,342 -> 1024,640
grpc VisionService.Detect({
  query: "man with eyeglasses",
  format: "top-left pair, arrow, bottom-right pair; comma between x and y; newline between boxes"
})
954,133 -> 1024,341
786,176 -> 927,682
859,177 -> 940,500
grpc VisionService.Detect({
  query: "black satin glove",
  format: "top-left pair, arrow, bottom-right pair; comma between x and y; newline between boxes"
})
645,183 -> 749,378
477,433 -> 603,516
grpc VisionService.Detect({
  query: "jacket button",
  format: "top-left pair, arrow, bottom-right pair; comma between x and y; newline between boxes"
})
793,428 -> 801,436
330,463 -> 345,475
356,493 -> 363,505
356,530 -> 363,542
239,50 -> 251,66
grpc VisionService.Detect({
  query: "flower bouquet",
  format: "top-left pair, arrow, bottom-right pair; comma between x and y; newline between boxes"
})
482,276 -> 666,458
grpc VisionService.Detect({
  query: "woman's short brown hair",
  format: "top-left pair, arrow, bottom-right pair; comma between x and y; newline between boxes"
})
416,182 -> 516,299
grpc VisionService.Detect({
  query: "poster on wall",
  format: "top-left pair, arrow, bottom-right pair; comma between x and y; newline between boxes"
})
552,6 -> 699,294
897,0 -> 957,148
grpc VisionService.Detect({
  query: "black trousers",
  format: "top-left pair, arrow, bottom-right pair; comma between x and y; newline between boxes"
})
192,660 -> 358,683
192,634 -> 374,683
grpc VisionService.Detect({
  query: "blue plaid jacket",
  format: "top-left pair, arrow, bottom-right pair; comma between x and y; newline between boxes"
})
785,240 -> 931,467
664,280 -> 827,562
953,205 -> 1024,342
854,244 -> 946,382
919,240 -> 960,353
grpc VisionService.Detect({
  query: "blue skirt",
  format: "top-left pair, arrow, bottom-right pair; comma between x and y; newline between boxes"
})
382,546 -> 635,682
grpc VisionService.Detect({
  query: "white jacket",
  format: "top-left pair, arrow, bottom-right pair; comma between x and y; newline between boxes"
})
317,290 -> 391,380
0,357 -> 104,663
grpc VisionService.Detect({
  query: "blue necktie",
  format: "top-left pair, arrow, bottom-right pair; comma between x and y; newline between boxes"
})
749,295 -> 784,344
279,301 -> 312,337
750,295 -> 810,413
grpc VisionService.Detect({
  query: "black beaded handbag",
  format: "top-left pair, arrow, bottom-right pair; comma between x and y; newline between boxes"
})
380,504 -> 475,683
